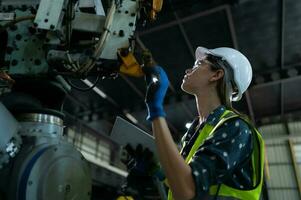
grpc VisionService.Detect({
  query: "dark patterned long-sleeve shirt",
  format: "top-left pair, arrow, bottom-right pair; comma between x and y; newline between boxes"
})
181,106 -> 254,200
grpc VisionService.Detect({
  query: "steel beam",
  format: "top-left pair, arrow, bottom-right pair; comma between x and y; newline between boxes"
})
138,5 -> 228,36
171,7 -> 195,58
168,4 -> 196,119
251,62 -> 301,89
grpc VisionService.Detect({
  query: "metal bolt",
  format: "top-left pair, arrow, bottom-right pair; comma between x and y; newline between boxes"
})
28,181 -> 33,186
118,30 -> 124,37
11,59 -> 18,66
50,24 -> 55,30
129,22 -> 134,27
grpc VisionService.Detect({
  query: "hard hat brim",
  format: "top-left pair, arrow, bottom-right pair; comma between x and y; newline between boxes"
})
195,47 -> 217,60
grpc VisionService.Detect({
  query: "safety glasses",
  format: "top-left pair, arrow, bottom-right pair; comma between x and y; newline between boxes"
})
193,58 -> 215,69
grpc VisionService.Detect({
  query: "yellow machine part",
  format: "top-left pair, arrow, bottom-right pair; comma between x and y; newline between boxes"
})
118,49 -> 144,77
150,0 -> 164,21
116,196 -> 134,200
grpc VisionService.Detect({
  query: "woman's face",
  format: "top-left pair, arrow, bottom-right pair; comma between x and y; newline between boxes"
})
181,59 -> 218,95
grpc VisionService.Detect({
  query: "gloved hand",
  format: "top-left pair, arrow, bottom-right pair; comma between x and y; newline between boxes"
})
142,66 -> 169,121
142,49 -> 154,67
120,145 -> 157,199
120,144 -> 165,199
121,144 -> 156,175
121,143 -> 165,181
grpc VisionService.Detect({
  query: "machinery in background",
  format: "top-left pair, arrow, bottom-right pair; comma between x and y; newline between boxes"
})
0,0 -> 163,199
0,0 -> 163,82
0,102 -> 91,199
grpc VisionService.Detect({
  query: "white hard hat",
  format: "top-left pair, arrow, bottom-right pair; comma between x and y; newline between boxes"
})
195,46 -> 252,101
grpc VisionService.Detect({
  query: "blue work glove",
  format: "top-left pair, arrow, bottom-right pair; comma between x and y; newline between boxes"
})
142,66 -> 169,121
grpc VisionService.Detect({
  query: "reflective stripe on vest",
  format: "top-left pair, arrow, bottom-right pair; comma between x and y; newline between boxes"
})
167,110 -> 264,200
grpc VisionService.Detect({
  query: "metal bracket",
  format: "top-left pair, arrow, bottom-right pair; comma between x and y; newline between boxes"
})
34,0 -> 66,30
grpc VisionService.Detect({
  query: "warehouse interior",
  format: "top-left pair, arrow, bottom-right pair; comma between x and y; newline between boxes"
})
1,0 -> 301,199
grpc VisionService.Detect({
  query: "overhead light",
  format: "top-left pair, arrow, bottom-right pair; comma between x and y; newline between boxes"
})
185,122 -> 192,129
124,112 -> 138,124
82,79 -> 107,98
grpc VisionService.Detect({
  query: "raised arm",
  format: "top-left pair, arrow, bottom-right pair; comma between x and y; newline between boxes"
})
143,65 -> 195,200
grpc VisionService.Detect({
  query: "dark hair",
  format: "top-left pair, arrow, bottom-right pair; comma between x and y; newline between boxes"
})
207,57 -> 250,119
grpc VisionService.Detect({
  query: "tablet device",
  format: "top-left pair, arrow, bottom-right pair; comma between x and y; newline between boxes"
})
110,116 -> 157,157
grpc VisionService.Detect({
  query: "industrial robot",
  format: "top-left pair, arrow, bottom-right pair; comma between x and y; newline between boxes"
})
0,0 -> 163,199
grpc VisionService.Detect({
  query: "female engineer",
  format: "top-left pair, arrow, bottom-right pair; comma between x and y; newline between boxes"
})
142,47 -> 264,200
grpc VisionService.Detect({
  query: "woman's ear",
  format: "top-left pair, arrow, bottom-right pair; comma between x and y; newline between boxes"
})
209,69 -> 224,82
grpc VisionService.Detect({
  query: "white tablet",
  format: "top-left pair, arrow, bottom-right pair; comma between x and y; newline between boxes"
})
110,116 -> 158,157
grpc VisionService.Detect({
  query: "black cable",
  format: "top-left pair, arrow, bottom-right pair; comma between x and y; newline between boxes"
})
214,183 -> 222,200
120,179 -> 131,200
66,73 -> 101,92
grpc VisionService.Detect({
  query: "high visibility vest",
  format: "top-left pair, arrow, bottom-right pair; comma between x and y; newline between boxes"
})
167,110 -> 265,200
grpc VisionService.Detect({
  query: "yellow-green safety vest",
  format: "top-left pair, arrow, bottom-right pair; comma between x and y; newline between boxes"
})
167,110 -> 265,200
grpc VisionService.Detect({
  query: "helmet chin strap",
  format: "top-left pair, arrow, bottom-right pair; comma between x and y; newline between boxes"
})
223,69 -> 234,106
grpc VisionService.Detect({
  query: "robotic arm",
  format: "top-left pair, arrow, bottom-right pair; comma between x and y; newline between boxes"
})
0,0 -> 163,83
